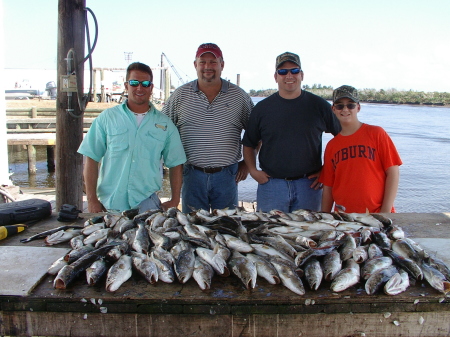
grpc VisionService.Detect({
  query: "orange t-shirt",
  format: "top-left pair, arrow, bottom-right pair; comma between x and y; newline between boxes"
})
320,124 -> 402,213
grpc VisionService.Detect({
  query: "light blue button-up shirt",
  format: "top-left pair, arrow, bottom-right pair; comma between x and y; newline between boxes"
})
78,101 -> 186,211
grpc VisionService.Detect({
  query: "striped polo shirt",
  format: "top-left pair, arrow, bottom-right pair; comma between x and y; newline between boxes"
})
162,79 -> 253,168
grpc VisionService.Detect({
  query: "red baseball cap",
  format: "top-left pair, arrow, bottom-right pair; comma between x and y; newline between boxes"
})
195,43 -> 223,59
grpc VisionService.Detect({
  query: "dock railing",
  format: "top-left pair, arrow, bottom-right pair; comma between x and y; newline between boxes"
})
6,107 -> 102,133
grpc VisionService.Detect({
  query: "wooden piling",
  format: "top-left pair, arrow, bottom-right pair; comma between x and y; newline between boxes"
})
47,146 -> 55,172
27,145 -> 37,175
31,106 -> 38,118
56,0 -> 85,211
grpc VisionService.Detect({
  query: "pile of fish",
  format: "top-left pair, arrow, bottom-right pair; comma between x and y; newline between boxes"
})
23,207 -> 450,296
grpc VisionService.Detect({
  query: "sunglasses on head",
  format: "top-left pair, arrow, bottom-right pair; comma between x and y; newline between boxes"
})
334,103 -> 357,110
128,80 -> 152,87
277,68 -> 301,75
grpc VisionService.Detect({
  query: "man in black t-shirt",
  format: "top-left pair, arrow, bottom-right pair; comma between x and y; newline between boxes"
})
242,52 -> 341,212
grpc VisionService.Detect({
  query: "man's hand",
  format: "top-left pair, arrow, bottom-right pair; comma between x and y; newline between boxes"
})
249,169 -> 271,185
235,160 -> 249,183
88,198 -> 106,213
308,171 -> 323,190
161,199 -> 180,211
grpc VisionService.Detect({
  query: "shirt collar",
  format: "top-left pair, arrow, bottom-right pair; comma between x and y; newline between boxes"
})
122,99 -> 155,115
193,79 -> 229,93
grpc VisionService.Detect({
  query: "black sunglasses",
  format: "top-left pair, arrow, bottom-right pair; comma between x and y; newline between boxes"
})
334,103 -> 357,110
128,80 -> 152,87
277,68 -> 301,75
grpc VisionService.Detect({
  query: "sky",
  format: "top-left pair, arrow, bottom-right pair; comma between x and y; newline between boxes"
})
2,0 -> 450,93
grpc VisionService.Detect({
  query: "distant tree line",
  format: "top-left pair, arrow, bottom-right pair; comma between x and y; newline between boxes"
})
249,85 -> 450,106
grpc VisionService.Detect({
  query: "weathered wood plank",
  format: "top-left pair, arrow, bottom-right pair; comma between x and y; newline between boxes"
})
1,311 -> 449,337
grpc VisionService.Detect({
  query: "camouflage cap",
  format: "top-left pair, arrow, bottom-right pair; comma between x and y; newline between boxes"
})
275,52 -> 301,69
333,85 -> 359,103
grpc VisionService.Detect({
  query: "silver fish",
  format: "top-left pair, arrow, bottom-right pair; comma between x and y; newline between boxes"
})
196,247 -> 228,276
64,244 -> 95,264
116,219 -> 136,234
184,223 -> 209,241
362,256 -> 393,280
229,251 -> 257,290
83,228 -> 111,245
106,240 -> 130,261
164,207 -> 179,218
151,246 -> 175,265
150,213 -> 167,230
386,225 -> 405,240
368,243 -> 384,259
104,214 -> 124,228
131,252 -> 158,284
193,256 -> 214,290
371,230 -> 391,249
292,209 -> 319,222
170,240 -> 190,260
384,269 -> 410,295
339,233 -> 357,261
45,228 -> 83,246
295,235 -> 318,248
348,213 -> 382,228
427,255 -> 450,281
148,228 -> 172,250
174,246 -> 196,283
323,249 -> 342,281
54,243 -> 119,289
70,234 -> 85,250
81,222 -> 106,236
121,227 -> 137,245
149,253 -> 175,283
213,242 -> 231,262
259,235 -> 297,258
251,243 -> 294,263
213,208 -> 237,217
331,266 -> 360,292
392,239 -> 420,262
162,217 -> 179,230
365,265 -> 398,295
246,253 -> 280,285
132,222 -> 150,254
223,234 -> 253,253
384,249 -> 423,281
270,257 -> 305,295
352,245 -> 369,264
105,254 -> 133,292
421,263 -> 450,294
86,258 -> 108,286
304,258 -> 323,290
47,257 -> 68,275
176,211 -> 191,226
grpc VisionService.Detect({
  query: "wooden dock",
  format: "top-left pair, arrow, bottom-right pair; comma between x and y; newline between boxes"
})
0,208 -> 449,337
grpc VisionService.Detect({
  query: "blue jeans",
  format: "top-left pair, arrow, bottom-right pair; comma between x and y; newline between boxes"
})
257,177 -> 322,213
182,163 -> 238,213
138,192 -> 162,213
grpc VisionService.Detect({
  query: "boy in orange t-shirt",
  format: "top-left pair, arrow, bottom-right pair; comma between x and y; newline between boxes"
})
319,85 -> 402,213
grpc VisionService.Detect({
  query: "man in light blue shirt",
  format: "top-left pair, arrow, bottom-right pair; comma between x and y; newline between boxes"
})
78,62 -> 186,213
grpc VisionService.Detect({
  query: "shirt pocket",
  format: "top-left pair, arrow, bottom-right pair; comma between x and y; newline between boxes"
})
108,127 -> 129,152
140,129 -> 165,160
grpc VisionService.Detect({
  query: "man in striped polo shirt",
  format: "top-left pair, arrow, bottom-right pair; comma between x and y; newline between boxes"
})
162,43 -> 254,213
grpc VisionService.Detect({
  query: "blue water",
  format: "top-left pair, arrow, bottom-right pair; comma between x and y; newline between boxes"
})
7,99 -> 450,213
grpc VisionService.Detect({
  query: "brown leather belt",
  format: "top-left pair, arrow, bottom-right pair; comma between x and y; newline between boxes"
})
192,165 -> 225,174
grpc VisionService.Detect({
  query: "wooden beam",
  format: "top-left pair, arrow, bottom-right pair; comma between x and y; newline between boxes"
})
56,0 -> 86,211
